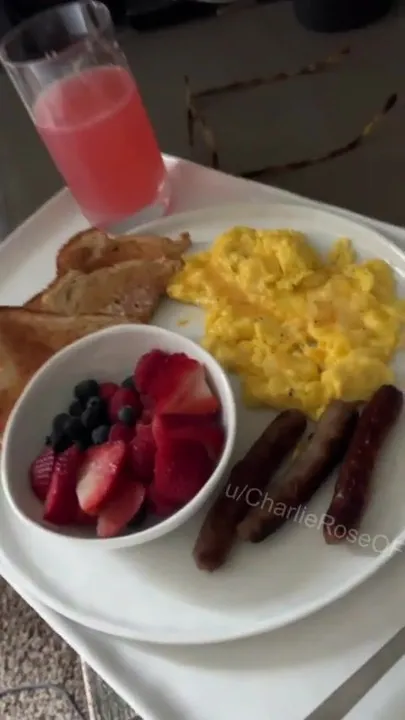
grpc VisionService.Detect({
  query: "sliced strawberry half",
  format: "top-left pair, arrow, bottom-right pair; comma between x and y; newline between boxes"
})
153,438 -> 213,510
152,415 -> 225,461
128,422 -> 156,484
134,350 -> 169,395
76,441 -> 127,516
30,447 -> 56,503
97,477 -> 146,539
44,446 -> 84,525
153,354 -> 220,416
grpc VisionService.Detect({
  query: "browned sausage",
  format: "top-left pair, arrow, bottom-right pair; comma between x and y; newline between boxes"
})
323,385 -> 403,545
193,409 -> 307,571
237,400 -> 358,543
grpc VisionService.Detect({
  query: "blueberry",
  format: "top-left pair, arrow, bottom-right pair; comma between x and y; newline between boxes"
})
64,417 -> 86,443
117,405 -> 136,426
87,396 -> 103,410
122,376 -> 135,390
52,412 -> 70,434
81,403 -> 106,431
92,425 -> 110,445
74,434 -> 91,452
50,430 -> 72,453
69,399 -> 83,417
88,395 -> 108,419
74,379 -> 99,403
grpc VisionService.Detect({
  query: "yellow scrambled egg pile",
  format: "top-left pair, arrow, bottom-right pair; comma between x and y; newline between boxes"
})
167,227 -> 405,418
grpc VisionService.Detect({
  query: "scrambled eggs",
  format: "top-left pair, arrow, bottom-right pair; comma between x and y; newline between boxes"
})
167,227 -> 405,418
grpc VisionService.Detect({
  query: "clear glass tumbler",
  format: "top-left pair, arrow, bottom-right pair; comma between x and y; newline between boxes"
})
0,1 -> 170,232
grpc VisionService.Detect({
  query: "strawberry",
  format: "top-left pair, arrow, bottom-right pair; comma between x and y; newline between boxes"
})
135,352 -> 220,415
108,387 -> 142,423
140,405 -> 153,424
127,498 -> 148,528
147,484 -> 178,518
148,353 -> 195,401
30,447 -> 56,502
134,350 -> 169,395
76,441 -> 127,516
75,507 -> 96,526
109,422 -> 134,443
153,438 -> 213,510
97,476 -> 146,539
99,382 -> 119,402
44,446 -> 84,525
128,423 -> 156,484
152,354 -> 220,416
152,415 -> 225,461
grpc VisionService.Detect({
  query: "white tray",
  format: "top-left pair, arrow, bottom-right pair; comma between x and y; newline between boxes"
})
2,156 -> 405,720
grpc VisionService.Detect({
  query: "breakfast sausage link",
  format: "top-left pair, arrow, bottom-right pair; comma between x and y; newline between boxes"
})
237,400 -> 358,544
323,385 -> 403,545
193,409 -> 307,571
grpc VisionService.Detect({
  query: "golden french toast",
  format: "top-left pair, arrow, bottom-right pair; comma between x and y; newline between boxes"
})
55,228 -> 191,276
0,308 -> 131,431
26,257 -> 183,320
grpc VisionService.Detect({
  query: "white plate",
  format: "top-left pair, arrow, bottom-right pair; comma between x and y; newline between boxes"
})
1,202 -> 405,646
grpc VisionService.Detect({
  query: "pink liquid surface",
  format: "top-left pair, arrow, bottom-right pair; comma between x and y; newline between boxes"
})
34,66 -> 166,227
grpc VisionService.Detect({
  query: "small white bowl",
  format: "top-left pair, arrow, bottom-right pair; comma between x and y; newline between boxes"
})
1,324 -> 236,549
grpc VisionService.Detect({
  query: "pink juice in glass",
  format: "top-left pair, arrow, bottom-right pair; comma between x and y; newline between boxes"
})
33,65 -> 166,228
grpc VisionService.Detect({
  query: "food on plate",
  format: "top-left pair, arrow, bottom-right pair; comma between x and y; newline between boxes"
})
237,400 -> 358,543
29,350 -> 225,538
135,348 -> 221,415
76,440 -> 128,515
0,229 -> 190,428
323,384 -> 403,544
44,445 -> 85,525
26,258 -> 183,320
30,447 -> 56,503
193,409 -> 307,572
151,434 -> 217,517
43,376 -> 142,453
168,227 -> 405,418
27,228 -> 190,313
97,479 -> 146,540
129,421 -> 156,484
0,308 -> 130,432
55,227 -> 191,276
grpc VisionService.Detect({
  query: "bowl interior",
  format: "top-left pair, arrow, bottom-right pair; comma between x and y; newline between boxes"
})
2,325 -> 236,545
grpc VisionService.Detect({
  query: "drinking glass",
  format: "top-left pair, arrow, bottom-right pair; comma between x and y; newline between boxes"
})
0,1 -> 170,232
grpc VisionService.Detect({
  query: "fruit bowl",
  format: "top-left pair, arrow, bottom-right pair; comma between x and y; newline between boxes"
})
1,324 -> 236,549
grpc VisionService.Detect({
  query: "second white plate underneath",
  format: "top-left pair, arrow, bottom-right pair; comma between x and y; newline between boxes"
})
1,202 -> 405,645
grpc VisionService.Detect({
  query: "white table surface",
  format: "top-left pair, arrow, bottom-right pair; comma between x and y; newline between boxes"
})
2,155 -> 405,720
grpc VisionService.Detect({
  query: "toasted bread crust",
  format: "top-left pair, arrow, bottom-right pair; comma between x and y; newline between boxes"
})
34,258 -> 182,320
0,308 -> 131,431
24,290 -> 46,310
56,228 -> 191,275
25,230 -> 191,311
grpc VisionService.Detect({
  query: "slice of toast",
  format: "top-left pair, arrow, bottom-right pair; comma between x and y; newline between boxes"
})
56,228 -> 191,276
29,257 -> 182,320
0,308 -> 130,431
